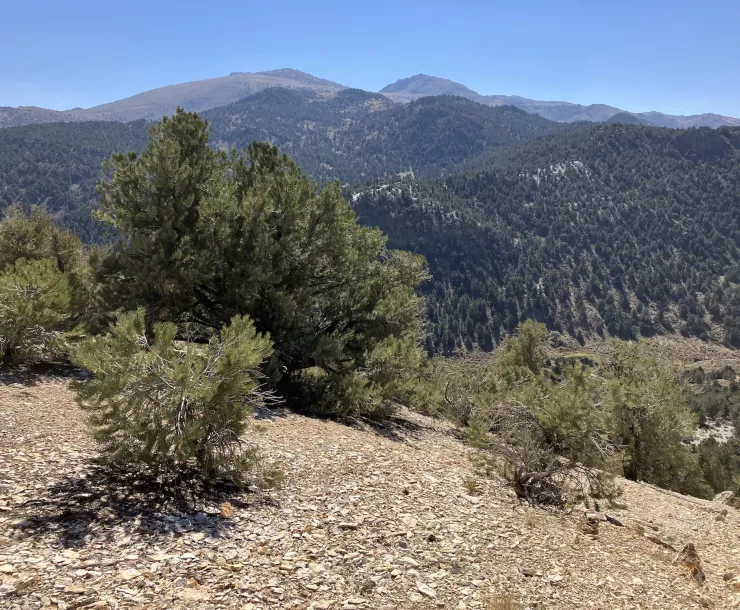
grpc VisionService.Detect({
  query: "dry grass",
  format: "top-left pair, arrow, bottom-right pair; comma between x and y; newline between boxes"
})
483,593 -> 524,610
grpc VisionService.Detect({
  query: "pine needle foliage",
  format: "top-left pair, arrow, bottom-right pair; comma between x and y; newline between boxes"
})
95,109 -> 428,416
442,324 -> 712,502
0,258 -> 71,363
0,206 -> 88,363
0,205 -> 81,273
604,341 -> 708,496
467,323 -> 618,506
73,309 -> 273,481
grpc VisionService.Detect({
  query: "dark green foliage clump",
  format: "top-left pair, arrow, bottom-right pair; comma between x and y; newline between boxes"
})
94,109 -> 428,417
696,437 -> 740,497
73,310 -> 273,480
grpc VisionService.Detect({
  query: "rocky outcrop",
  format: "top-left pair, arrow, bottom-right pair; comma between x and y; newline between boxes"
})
713,491 -> 740,509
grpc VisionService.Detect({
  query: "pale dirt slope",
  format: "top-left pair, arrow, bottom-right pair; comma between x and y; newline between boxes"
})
2,378 -> 740,609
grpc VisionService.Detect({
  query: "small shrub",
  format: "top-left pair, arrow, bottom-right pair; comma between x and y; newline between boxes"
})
0,205 -> 81,273
498,320 -> 548,379
463,477 -> 480,495
0,258 -> 71,363
462,324 -> 620,507
259,467 -> 286,490
471,401 -> 617,507
73,309 -> 274,482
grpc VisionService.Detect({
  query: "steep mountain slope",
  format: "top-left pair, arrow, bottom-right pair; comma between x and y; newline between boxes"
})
352,124 -> 740,352
85,69 -> 346,121
0,90 -> 570,236
0,120 -> 149,241
0,69 -> 345,127
380,74 -> 740,127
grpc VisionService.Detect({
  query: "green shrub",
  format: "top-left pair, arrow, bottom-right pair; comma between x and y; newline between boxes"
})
0,258 -> 71,363
73,309 -> 273,481
696,437 -> 740,496
605,341 -> 709,496
0,206 -> 86,364
0,205 -> 81,273
497,319 -> 548,379
464,324 -> 618,506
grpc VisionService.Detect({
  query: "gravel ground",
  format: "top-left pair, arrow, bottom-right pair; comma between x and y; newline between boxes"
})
2,376 -> 740,609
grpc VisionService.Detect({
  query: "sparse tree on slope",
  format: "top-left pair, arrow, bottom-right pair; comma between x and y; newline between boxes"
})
605,341 -> 709,497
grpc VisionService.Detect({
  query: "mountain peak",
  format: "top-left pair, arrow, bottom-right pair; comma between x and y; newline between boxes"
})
254,68 -> 345,89
606,112 -> 654,125
380,74 -> 480,98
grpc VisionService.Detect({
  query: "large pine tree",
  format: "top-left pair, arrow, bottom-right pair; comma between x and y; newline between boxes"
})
95,109 -> 429,416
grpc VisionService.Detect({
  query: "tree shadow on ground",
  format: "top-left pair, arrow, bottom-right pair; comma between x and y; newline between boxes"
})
12,459 -> 267,549
0,360 -> 83,387
357,415 -> 426,443
252,404 -> 292,421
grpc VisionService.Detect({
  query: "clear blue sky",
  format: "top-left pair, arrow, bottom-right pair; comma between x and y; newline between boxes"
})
2,0 -> 739,117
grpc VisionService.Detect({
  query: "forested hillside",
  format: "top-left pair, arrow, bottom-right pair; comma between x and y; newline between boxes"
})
353,123 -> 740,352
0,91 -> 569,236
207,88 -> 571,181
1,94 -> 740,351
0,121 -> 149,240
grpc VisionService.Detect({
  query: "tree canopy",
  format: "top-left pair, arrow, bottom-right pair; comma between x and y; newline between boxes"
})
95,109 -> 429,415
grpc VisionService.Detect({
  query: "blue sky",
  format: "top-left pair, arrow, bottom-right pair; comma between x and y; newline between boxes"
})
1,0 -> 739,117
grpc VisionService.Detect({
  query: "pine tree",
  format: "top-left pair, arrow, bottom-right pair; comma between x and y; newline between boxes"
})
605,341 -> 708,496
95,109 -> 429,415
73,309 -> 273,480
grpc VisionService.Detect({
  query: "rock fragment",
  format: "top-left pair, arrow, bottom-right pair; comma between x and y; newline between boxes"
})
673,543 -> 705,585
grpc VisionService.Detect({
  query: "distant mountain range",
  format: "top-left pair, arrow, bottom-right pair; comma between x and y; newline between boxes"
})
380,74 -> 740,128
0,69 -> 345,127
1,69 -> 739,129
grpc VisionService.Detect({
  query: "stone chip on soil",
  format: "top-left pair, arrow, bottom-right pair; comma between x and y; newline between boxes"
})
416,582 -> 436,597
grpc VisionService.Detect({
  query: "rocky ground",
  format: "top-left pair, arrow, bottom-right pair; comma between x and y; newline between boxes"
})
2,375 -> 740,609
